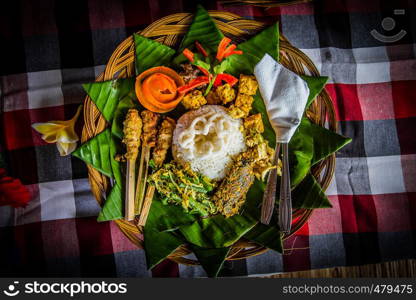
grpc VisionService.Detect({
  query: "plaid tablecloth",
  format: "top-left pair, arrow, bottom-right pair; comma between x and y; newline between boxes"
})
1,0 -> 415,277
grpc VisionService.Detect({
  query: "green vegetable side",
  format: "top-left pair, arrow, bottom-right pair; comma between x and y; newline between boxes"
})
149,162 -> 217,217
72,5 -> 351,277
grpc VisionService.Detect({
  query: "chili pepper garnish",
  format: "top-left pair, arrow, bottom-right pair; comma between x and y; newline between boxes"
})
222,44 -> 236,57
216,37 -> 242,61
214,73 -> 238,87
197,66 -> 210,76
195,41 -> 208,57
222,46 -> 243,59
216,37 -> 231,61
183,48 -> 194,62
177,76 -> 210,94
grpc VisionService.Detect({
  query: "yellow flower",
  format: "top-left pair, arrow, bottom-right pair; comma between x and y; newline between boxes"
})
32,105 -> 82,156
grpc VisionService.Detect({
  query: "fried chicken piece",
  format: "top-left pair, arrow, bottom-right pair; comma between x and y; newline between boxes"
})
241,142 -> 269,163
122,109 -> 142,160
141,110 -> 160,147
182,90 -> 207,110
244,113 -> 264,133
253,164 -> 278,181
239,75 -> 258,95
216,83 -> 236,104
152,117 -> 176,167
235,93 -> 254,108
228,93 -> 254,119
241,141 -> 278,181
227,106 -> 246,119
206,90 -> 221,105
245,132 -> 264,147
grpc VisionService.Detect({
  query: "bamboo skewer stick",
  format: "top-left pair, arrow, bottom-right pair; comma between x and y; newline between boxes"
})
135,146 -> 150,214
125,160 -> 136,221
121,109 -> 142,221
134,111 -> 159,217
138,117 -> 176,226
138,185 -> 155,226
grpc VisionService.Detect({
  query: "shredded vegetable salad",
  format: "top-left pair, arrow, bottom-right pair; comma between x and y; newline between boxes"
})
148,162 -> 217,217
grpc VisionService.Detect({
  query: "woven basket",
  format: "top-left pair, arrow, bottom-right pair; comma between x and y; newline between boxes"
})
81,11 -> 337,265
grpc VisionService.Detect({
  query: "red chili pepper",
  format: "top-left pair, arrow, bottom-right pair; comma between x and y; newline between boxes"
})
214,73 -> 238,87
227,50 -> 243,57
177,76 -> 210,94
216,37 -> 231,61
222,44 -> 237,58
183,48 -> 194,62
195,41 -> 208,57
197,66 -> 210,76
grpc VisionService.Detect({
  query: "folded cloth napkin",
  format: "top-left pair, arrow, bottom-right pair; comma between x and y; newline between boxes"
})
254,54 -> 309,143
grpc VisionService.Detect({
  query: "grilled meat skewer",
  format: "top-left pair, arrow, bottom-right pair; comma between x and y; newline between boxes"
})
122,109 -> 142,221
135,110 -> 160,215
138,117 -> 176,226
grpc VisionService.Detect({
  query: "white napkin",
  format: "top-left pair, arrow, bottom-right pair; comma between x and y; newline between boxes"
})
254,54 -> 309,143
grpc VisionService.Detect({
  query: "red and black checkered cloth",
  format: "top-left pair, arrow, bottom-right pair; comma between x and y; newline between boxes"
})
1,0 -> 415,277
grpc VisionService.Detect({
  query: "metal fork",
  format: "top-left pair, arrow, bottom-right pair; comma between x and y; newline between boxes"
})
260,142 -> 292,234
278,143 -> 292,234
260,142 -> 280,225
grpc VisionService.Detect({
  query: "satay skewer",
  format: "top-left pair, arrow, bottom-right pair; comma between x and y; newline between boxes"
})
138,117 -> 176,226
135,110 -> 159,215
122,109 -> 142,221
125,161 -> 136,221
135,147 -> 150,214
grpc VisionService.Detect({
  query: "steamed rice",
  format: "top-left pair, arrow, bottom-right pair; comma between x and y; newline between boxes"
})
172,105 -> 246,181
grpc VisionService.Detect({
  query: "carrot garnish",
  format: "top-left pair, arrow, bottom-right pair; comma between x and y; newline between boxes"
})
183,48 -> 194,62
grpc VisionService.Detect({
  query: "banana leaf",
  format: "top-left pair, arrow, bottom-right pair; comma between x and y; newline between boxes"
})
74,130 -> 124,222
144,226 -> 183,269
191,246 -> 231,277
134,34 -> 176,75
149,197 -> 198,233
97,183 -> 123,221
98,95 -> 138,222
111,93 -> 139,139
244,223 -> 283,253
72,129 -> 113,178
226,23 -> 279,77
292,173 -> 332,209
289,118 -> 352,187
82,78 -> 134,123
302,75 -> 329,108
178,214 -> 257,248
242,172 -> 332,250
310,124 -> 351,165
179,5 -> 224,53
224,23 -> 280,76
144,197 -> 188,268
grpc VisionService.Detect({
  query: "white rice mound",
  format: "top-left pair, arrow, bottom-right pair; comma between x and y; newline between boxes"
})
172,105 -> 246,181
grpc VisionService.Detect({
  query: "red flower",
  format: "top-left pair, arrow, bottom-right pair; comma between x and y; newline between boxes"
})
0,168 -> 31,208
